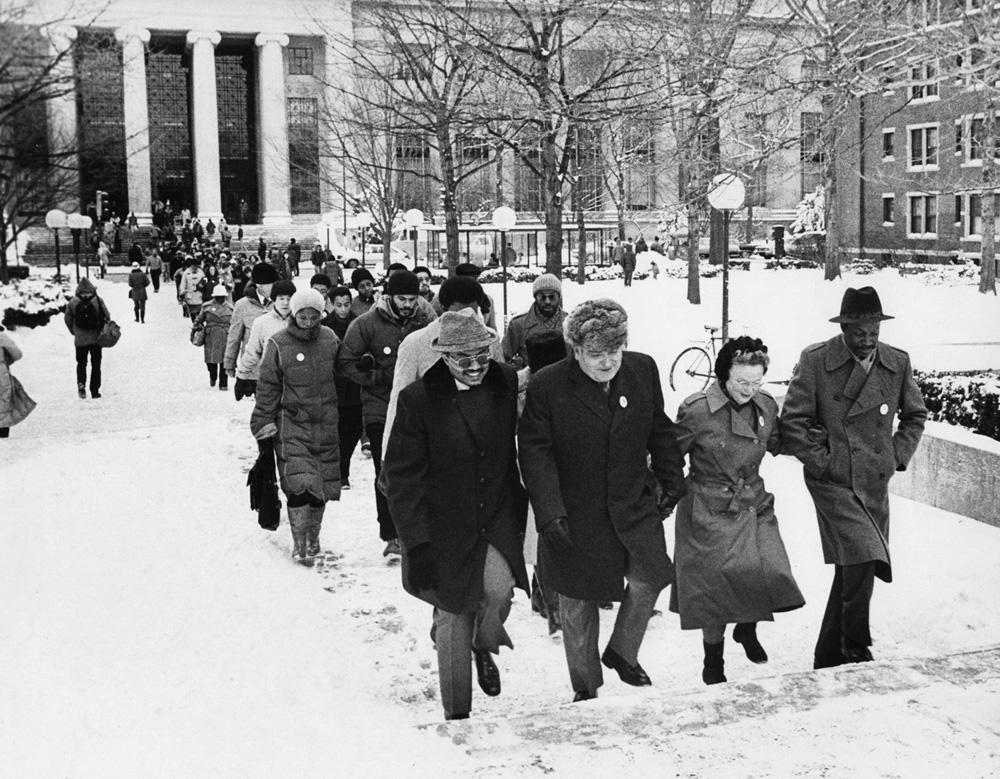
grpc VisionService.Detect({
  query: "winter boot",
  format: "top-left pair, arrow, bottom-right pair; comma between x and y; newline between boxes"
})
733,622 -> 768,664
306,505 -> 324,557
287,506 -> 314,567
78,382 -> 86,399
702,640 -> 727,685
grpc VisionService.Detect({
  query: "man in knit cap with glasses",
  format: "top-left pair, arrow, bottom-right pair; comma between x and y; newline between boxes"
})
385,310 -> 527,721
501,273 -> 565,369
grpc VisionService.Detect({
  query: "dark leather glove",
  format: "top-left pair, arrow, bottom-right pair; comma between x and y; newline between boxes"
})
356,354 -> 375,371
657,494 -> 678,519
406,542 -> 439,591
541,516 -> 573,551
234,377 -> 257,401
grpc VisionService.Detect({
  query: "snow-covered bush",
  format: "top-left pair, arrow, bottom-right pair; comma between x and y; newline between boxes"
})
1,276 -> 70,329
915,371 -> 1000,442
847,259 -> 878,275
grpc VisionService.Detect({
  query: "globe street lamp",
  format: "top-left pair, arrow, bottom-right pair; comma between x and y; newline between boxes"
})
45,208 -> 68,282
491,206 -> 517,324
68,213 -> 92,282
403,208 -> 424,269
706,174 -> 745,342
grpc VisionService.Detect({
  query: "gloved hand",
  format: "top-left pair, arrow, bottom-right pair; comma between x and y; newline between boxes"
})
406,542 -> 439,591
657,495 -> 678,519
234,377 -> 257,401
356,354 -> 375,371
541,516 -> 573,551
254,422 -> 277,440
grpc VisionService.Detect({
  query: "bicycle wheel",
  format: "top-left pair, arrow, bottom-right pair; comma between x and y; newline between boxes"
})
669,346 -> 712,396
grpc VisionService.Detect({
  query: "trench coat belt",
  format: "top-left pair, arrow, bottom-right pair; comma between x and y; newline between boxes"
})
690,476 -> 757,515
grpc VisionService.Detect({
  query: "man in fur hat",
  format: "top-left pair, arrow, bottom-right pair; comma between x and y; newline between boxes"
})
780,286 -> 926,669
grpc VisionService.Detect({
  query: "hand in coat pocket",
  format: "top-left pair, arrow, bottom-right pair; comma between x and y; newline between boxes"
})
541,516 -> 573,551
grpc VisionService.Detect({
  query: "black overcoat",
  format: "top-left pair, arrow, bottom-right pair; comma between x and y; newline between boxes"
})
384,359 -> 529,613
517,352 -> 686,601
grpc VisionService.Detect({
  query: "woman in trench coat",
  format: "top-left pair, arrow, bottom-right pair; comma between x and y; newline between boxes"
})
670,336 -> 804,685
194,285 -> 234,390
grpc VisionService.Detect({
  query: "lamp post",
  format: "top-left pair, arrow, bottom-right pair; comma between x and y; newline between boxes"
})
45,208 -> 68,282
403,208 -> 424,270
68,213 -> 91,282
491,206 -> 517,324
706,174 -> 746,342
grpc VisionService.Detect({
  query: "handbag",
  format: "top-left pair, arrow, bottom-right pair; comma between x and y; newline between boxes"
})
190,326 -> 205,347
248,439 -> 281,531
97,320 -> 121,348
2,374 -> 36,427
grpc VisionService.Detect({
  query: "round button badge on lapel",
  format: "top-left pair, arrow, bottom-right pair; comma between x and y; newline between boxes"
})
619,395 -> 628,408
879,403 -> 888,415
296,353 -> 304,362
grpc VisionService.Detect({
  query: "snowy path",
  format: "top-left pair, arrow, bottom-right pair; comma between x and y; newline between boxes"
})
2,270 -> 999,777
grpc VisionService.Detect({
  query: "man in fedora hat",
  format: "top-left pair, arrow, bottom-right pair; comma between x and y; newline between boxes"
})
780,286 -> 926,669
384,310 -> 528,721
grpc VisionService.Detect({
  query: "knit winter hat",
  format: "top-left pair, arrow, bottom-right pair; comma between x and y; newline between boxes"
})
532,273 -> 562,296
351,267 -> 375,289
251,263 -> 279,284
385,270 -> 420,296
438,276 -> 484,309
211,284 -> 228,298
310,273 -> 332,289
270,279 -> 297,299
432,310 -> 497,353
131,261 -> 140,269
290,288 -> 326,316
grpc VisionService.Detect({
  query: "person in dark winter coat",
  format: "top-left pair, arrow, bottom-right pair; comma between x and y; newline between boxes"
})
337,271 -> 436,555
501,273 -> 565,369
518,298 -> 686,702
621,240 -> 636,286
127,262 -> 150,323
349,267 -> 376,317
320,285 -> 363,489
0,326 -> 36,437
194,285 -> 235,390
671,336 -> 804,685
251,288 -> 341,564
64,278 -> 111,399
780,286 -> 926,670
385,311 -> 528,721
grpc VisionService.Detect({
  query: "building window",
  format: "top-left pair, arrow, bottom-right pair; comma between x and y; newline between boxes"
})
968,194 -> 981,236
882,129 -> 895,160
288,47 -> 313,76
959,46 -> 987,89
955,120 -> 964,156
801,112 -> 825,197
287,98 -> 320,213
908,193 -> 938,237
395,133 -> 432,212
909,61 -> 938,101
623,124 -> 655,210
882,194 -> 895,225
955,194 -> 964,229
908,124 -> 939,170
970,117 -> 985,161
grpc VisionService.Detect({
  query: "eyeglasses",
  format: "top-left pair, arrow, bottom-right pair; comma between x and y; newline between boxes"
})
445,350 -> 491,369
733,379 -> 763,391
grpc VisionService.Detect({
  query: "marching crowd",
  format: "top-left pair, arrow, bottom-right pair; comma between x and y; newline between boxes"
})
40,235 -> 929,721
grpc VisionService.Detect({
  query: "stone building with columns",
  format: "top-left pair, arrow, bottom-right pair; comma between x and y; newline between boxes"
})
35,0 -> 348,227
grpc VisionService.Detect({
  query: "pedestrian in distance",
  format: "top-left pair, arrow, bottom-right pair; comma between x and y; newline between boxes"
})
518,298 -> 686,702
194,284 -> 235,390
127,262 -> 150,323
779,286 -> 926,670
146,246 -> 163,292
320,285 -> 363,490
0,324 -> 37,438
501,273 -> 565,369
251,288 -> 341,565
349,267 -> 377,317
178,260 -> 206,320
64,278 -> 111,399
384,310 -> 528,721
224,262 -> 278,396
671,336 -> 805,685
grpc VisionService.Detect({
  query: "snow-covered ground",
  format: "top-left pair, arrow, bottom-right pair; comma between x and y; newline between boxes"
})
1,267 -> 999,777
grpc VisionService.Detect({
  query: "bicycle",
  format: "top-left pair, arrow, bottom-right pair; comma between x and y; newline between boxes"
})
669,324 -> 727,397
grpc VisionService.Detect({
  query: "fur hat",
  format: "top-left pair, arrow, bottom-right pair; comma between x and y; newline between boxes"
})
251,263 -> 279,284
432,310 -> 496,353
564,298 -> 628,350
211,284 -> 228,298
290,288 -> 326,316
351,268 -> 375,289
386,270 -> 420,296
310,273 -> 332,289
830,286 -> 894,323
455,262 -> 482,277
270,279 -> 297,299
532,273 -> 562,296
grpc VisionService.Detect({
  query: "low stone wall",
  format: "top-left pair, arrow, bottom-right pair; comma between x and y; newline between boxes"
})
889,421 -> 1000,528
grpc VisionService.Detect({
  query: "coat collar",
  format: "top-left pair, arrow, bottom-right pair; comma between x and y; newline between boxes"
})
705,380 -> 768,439
423,356 -> 508,397
823,334 -> 902,373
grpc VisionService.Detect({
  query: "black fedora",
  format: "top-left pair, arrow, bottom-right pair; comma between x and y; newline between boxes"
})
830,286 -> 894,323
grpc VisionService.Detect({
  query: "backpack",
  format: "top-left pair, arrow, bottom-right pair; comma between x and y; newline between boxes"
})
74,297 -> 103,331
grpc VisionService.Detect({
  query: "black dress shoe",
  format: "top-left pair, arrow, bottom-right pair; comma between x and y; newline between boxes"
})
813,653 -> 845,670
445,712 -> 469,720
601,647 -> 651,686
572,690 -> 596,702
474,650 -> 501,696
733,622 -> 768,664
843,644 -> 873,664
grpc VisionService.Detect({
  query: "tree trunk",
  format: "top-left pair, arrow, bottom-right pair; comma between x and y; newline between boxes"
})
542,131 -> 564,276
575,187 -> 587,285
980,107 -> 997,295
823,144 -> 841,281
617,176 -> 626,239
686,205 -> 701,305
436,125 -> 461,275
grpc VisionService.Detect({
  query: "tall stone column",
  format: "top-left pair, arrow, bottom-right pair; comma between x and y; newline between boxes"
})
115,27 -> 153,224
254,33 -> 291,226
45,25 -> 80,213
185,30 -> 223,221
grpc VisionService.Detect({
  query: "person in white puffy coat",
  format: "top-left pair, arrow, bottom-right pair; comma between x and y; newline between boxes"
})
234,279 -> 295,392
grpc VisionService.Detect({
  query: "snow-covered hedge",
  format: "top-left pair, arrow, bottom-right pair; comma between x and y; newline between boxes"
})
915,371 -> 1000,443
1,276 -> 70,329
